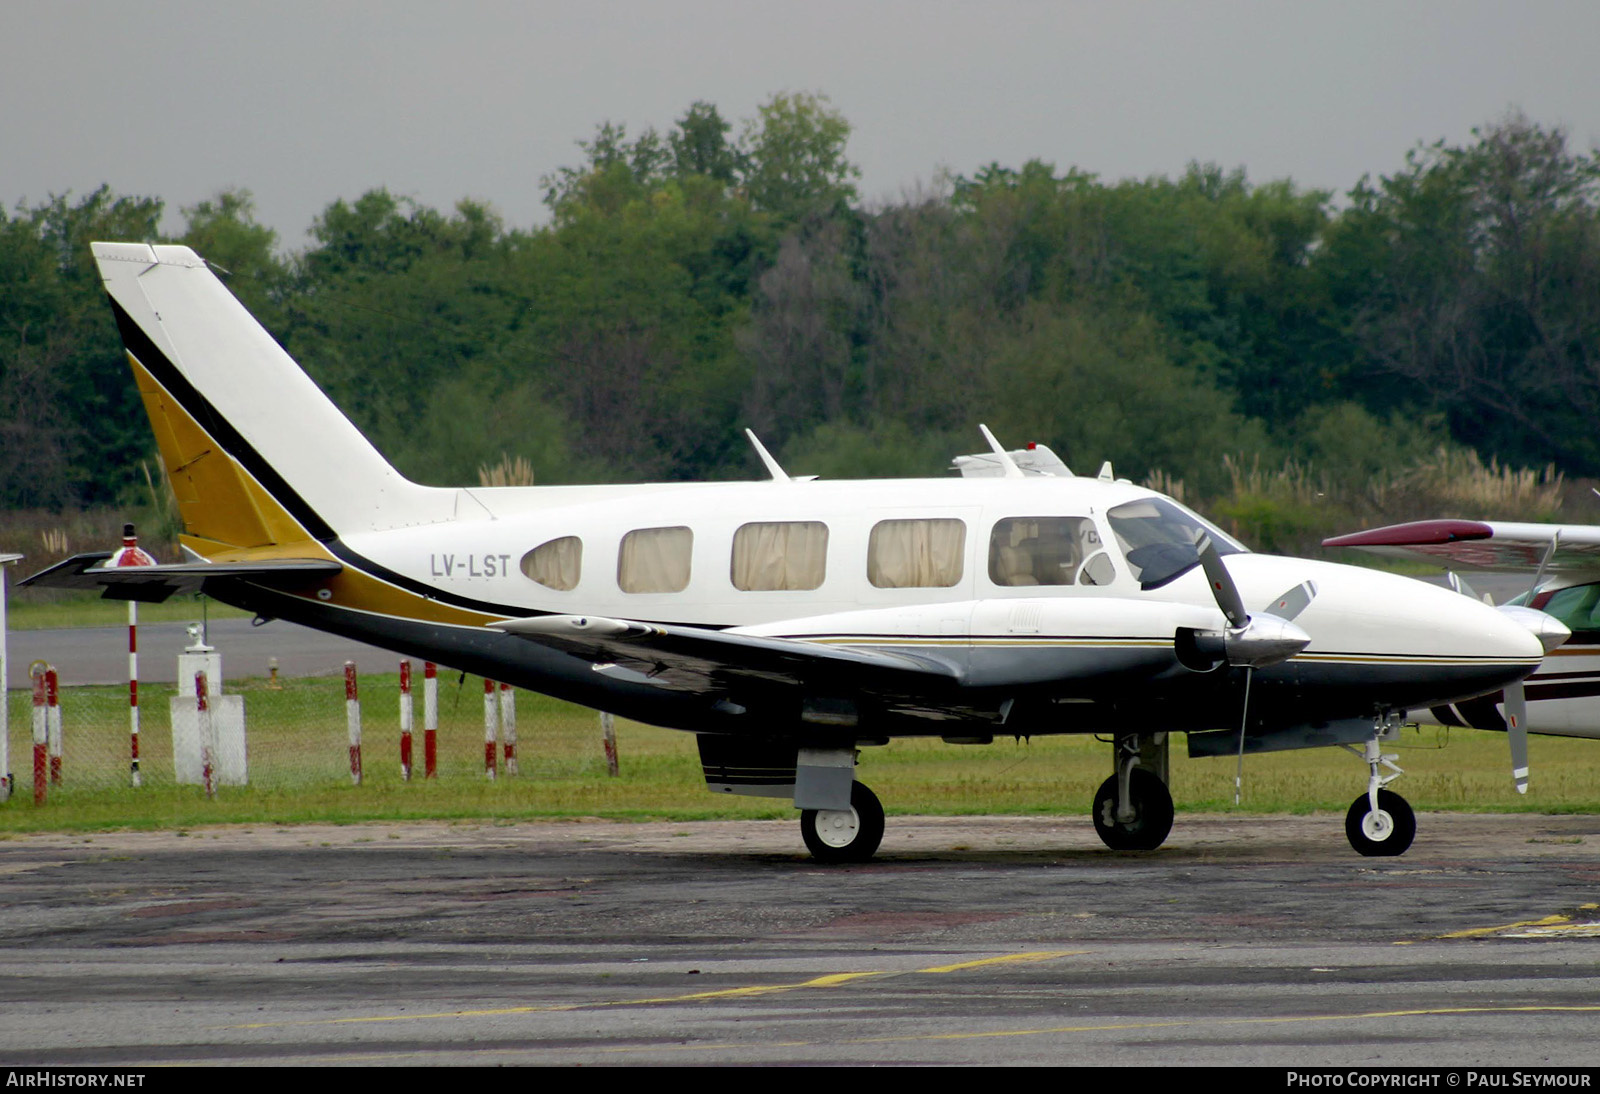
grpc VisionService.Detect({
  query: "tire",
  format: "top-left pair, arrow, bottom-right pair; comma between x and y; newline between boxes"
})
1092,768 -> 1174,851
1345,789 -> 1416,857
801,782 -> 886,864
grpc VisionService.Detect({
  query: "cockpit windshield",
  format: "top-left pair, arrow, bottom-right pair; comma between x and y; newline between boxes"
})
1106,496 -> 1246,589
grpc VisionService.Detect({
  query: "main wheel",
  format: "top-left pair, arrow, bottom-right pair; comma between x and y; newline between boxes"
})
801,782 -> 886,864
1092,768 -> 1174,851
1345,789 -> 1416,857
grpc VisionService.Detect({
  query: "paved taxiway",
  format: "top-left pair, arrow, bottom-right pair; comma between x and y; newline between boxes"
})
1,813 -> 1598,1066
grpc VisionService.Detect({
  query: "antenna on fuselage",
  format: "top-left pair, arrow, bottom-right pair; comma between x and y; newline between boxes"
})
744,429 -> 792,484
977,424 -> 1025,479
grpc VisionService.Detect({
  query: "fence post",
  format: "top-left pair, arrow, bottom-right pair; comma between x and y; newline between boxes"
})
483,678 -> 497,781
128,603 -> 141,788
0,553 -> 16,803
31,669 -> 46,805
46,668 -> 61,786
111,525 -> 157,789
345,661 -> 362,785
399,660 -> 413,781
196,669 -> 216,800
423,662 -> 438,778
601,712 -> 620,777
500,682 -> 518,776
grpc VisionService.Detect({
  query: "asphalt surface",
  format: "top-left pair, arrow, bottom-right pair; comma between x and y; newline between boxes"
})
2,812 -> 1598,1067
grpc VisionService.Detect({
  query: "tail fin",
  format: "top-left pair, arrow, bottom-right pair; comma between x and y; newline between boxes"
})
94,243 -> 450,555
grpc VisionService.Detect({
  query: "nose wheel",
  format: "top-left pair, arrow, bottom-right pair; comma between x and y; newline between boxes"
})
800,781 -> 885,863
1341,716 -> 1415,856
1345,789 -> 1415,857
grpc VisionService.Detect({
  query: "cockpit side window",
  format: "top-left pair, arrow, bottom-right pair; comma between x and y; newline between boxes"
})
988,516 -> 1107,586
1107,497 -> 1243,590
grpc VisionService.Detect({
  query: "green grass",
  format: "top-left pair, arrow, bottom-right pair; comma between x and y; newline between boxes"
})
3,674 -> 1598,833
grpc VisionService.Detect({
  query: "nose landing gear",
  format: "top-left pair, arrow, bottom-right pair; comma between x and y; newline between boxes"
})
1340,716 -> 1415,857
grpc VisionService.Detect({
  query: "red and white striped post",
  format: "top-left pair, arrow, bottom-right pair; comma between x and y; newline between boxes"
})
345,661 -> 363,785
482,678 -> 497,781
601,711 -> 620,778
45,668 -> 62,786
195,669 -> 216,800
500,682 -> 518,776
0,552 -> 21,804
31,668 -> 47,805
423,662 -> 438,778
110,525 -> 156,788
127,614 -> 140,787
398,660 -> 413,781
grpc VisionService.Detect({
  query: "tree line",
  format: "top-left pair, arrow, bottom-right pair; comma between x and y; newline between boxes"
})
3,95 -> 1596,551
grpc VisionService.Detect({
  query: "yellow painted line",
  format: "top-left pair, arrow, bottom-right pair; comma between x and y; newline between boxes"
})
1437,914 -> 1570,939
225,952 -> 1085,1030
653,971 -> 888,1001
921,950 -> 1085,973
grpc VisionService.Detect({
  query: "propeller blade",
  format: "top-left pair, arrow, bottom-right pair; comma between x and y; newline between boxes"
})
1262,580 -> 1317,622
1446,570 -> 1479,601
1505,681 -> 1530,795
1195,534 -> 1249,629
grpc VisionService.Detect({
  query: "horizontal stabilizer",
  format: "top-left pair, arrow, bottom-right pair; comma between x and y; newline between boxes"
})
20,552 -> 341,603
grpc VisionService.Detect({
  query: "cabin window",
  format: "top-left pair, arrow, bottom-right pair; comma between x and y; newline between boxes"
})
618,526 -> 693,593
521,536 -> 582,591
988,517 -> 1107,586
868,518 -> 966,588
731,521 -> 829,591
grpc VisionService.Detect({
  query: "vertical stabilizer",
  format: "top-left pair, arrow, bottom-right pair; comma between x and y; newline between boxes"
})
94,243 -> 451,548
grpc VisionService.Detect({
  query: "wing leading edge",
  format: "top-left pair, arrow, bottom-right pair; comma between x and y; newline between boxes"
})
1324,520 -> 1600,575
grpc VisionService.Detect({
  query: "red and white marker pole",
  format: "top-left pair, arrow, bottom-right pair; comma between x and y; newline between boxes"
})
45,668 -> 61,786
423,662 -> 438,779
109,525 -> 156,789
31,669 -> 47,805
482,678 -> 497,781
601,711 -> 620,778
500,682 -> 518,776
345,661 -> 363,785
398,660 -> 414,781
0,552 -> 20,804
196,669 -> 216,800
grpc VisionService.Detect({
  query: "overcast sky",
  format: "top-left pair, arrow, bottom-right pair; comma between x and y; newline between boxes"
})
6,1 -> 1599,248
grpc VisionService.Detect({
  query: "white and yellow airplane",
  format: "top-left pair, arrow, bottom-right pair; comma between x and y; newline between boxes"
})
1327,520 -> 1600,741
22,242 -> 1570,862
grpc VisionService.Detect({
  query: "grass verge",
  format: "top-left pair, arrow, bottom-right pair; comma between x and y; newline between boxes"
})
2,675 -> 1597,833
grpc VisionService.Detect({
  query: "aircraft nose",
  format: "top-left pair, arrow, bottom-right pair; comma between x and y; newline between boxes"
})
1496,605 -> 1571,655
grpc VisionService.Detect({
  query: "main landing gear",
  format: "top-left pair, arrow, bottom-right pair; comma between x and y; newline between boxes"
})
1341,717 -> 1415,857
1092,732 -> 1174,851
800,781 -> 886,864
